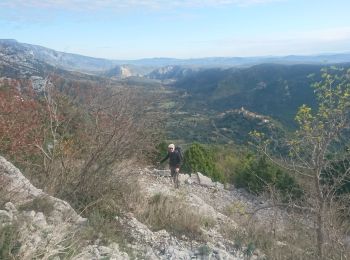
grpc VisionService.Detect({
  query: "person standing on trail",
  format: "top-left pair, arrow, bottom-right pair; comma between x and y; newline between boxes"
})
160,144 -> 182,188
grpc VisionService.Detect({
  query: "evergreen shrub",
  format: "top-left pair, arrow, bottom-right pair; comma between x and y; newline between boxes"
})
182,143 -> 224,182
234,154 -> 302,200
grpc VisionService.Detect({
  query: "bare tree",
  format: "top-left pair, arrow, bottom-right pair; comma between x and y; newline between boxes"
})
31,76 -> 162,211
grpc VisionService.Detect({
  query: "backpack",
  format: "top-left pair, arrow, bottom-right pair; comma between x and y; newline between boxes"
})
175,146 -> 183,162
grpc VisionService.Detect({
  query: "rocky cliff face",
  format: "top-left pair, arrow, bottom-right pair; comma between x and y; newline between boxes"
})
103,65 -> 135,78
148,65 -> 197,81
1,156 -> 281,259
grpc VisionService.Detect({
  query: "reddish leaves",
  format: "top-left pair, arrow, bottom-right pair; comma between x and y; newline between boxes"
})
0,79 -> 45,160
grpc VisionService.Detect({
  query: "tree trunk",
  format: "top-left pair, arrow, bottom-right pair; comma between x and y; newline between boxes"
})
315,172 -> 325,259
316,206 -> 324,259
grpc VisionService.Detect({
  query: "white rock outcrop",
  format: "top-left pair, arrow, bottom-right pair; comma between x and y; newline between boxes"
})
0,156 -> 44,203
0,156 -> 85,224
197,172 -> 216,187
0,156 -> 128,259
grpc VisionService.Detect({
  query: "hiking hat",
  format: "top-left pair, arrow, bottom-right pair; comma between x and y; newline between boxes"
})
168,144 -> 175,149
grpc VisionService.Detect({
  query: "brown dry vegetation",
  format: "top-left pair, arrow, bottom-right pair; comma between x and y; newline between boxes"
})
0,75 -> 164,248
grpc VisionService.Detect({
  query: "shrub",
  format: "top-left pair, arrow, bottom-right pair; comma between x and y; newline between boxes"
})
182,143 -> 223,182
212,145 -> 246,184
234,154 -> 302,200
154,141 -> 169,164
0,81 -> 46,174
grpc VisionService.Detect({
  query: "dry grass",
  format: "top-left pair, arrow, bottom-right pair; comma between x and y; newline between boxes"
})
0,175 -> 11,207
220,206 -> 350,260
139,192 -> 215,240
0,222 -> 21,260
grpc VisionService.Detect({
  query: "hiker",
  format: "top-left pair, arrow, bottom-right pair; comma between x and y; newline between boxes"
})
160,144 -> 182,188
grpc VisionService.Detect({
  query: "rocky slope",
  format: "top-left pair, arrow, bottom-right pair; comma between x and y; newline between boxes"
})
0,156 -> 288,259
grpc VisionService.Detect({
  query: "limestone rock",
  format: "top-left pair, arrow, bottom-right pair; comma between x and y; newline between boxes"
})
0,156 -> 89,259
73,244 -> 129,260
0,156 -> 86,225
153,168 -> 171,177
0,156 -> 43,203
187,172 -> 200,185
197,172 -> 215,187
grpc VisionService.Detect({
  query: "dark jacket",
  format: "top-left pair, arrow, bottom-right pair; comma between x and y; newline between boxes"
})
160,151 -> 182,167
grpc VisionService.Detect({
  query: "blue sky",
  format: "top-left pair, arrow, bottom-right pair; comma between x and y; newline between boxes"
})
1,0 -> 349,59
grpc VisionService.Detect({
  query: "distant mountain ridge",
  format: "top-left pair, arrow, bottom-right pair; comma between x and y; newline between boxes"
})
170,63 -> 350,127
0,39 -> 116,73
1,39 -> 350,76
0,39 -> 61,78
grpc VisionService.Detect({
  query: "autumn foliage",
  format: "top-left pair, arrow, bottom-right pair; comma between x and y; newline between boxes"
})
0,79 -> 45,163
0,75 -> 161,216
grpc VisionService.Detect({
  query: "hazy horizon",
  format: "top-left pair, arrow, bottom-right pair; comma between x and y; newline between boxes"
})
1,0 -> 350,60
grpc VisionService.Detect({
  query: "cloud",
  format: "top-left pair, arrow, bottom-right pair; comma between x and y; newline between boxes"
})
0,0 -> 282,11
0,0 -> 283,24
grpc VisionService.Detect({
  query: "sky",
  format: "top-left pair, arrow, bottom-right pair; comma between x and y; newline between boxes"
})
1,0 -> 350,60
